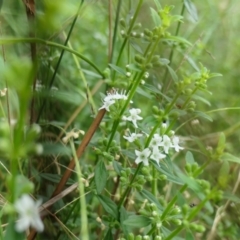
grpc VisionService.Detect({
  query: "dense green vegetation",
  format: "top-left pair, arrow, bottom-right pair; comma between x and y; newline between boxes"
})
0,1 -> 240,239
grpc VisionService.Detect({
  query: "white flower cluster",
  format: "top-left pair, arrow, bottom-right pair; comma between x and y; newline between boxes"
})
99,89 -> 143,128
99,89 -> 129,112
125,133 -> 183,166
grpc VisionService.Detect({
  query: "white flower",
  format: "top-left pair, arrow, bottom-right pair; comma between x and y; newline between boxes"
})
150,134 -> 162,149
62,129 -> 84,143
172,136 -> 184,152
135,148 -> 151,166
99,98 -> 115,112
124,108 -> 143,128
99,89 -> 129,111
159,135 -> 172,154
14,194 -> 44,232
123,131 -> 143,143
150,148 -> 166,165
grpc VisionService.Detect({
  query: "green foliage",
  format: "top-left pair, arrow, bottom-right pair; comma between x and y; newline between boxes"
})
0,0 -> 240,239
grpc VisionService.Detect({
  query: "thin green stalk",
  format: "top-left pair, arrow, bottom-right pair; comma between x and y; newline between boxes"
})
64,32 -> 97,114
117,163 -> 142,208
162,3 -> 185,92
70,140 -> 89,240
114,0 -> 143,68
151,166 -> 157,196
0,38 -> 104,78
110,0 -> 122,63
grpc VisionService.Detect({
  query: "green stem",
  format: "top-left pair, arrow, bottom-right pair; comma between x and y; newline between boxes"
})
152,166 -> 157,196
70,140 -> 89,240
113,0 -> 143,81
0,38 -> 104,78
117,163 -> 142,208
162,3 -> 185,92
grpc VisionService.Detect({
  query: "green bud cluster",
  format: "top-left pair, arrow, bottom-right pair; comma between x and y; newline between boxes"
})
119,18 -> 144,39
95,138 -> 120,161
120,168 -> 132,186
185,162 -> 200,176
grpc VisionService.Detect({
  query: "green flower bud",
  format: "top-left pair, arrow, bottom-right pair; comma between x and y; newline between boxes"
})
158,174 -> 167,181
120,18 -> 126,27
191,162 -> 199,173
125,168 -> 131,175
171,218 -> 182,225
152,106 -> 159,114
135,55 -> 145,64
144,29 -> 153,37
135,235 -> 143,240
181,204 -> 189,216
141,167 -> 150,175
127,233 -> 135,240
146,63 -> 153,69
155,236 -> 162,240
185,163 -> 192,174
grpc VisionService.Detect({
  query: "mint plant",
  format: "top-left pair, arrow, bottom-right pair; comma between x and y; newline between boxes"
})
1,1 -> 239,240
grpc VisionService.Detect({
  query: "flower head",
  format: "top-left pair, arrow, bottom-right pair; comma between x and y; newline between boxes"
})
124,108 -> 143,128
135,148 -> 151,166
99,89 -> 129,111
159,135 -> 173,154
123,131 -> 143,143
150,134 -> 162,149
172,136 -> 184,152
14,194 -> 44,232
150,148 -> 166,165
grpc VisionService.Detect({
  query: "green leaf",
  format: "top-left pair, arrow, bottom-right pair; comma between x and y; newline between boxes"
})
82,69 -> 102,78
150,7 -> 161,26
97,195 -> 119,219
123,215 -> 151,228
40,173 -> 75,185
220,153 -> 240,164
166,65 -> 178,82
216,132 -> 226,155
164,35 -> 192,46
130,41 -> 143,54
104,229 -> 114,240
192,95 -> 211,106
218,160 -> 230,188
186,230 -> 195,240
108,64 -> 126,75
209,73 -> 222,79
184,0 -> 198,22
194,111 -> 213,122
140,189 -> 163,210
95,160 -> 108,194
153,0 -> 162,10
120,207 -> 130,236
152,161 -> 184,185
223,192 -> 240,203
112,160 -> 122,175
4,219 -> 25,240
185,151 -> 195,164
159,58 -> 170,65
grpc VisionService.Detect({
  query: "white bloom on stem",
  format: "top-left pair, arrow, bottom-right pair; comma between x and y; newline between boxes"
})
123,131 -> 143,143
135,148 -> 151,166
172,136 -> 184,152
14,194 -> 44,232
124,108 -> 143,128
159,135 -> 172,154
99,89 -> 129,111
98,98 -> 115,112
150,148 -> 166,165
150,134 -> 162,149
